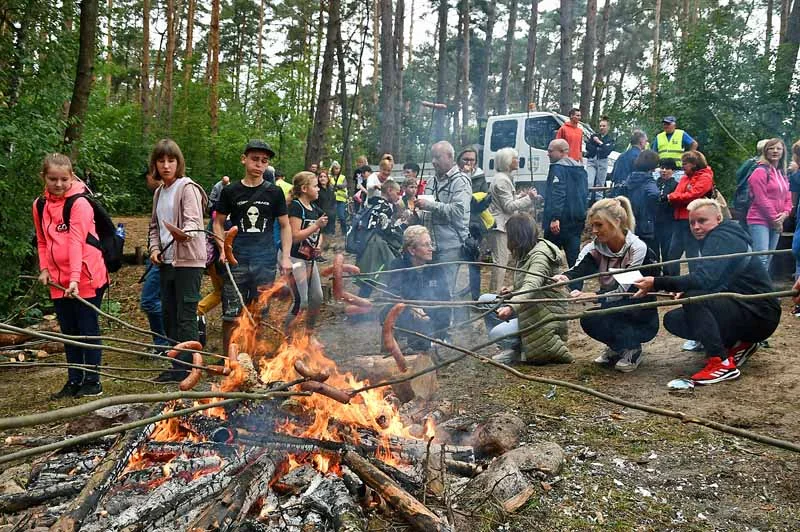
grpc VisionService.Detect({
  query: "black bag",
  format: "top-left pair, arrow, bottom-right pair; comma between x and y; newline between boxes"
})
732,163 -> 767,222
345,203 -> 377,256
36,193 -> 124,273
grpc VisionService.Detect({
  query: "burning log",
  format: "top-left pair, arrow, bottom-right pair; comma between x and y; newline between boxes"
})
187,453 -> 277,530
301,475 -> 366,532
0,479 -> 84,514
343,450 -> 452,532
118,456 -> 223,487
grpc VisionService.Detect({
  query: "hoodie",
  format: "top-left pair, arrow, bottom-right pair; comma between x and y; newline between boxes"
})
745,165 -> 792,227
565,231 -> 652,298
33,181 -> 109,299
625,171 -> 660,240
668,166 -> 714,220
148,177 -> 209,268
543,158 -> 589,228
653,220 -> 780,316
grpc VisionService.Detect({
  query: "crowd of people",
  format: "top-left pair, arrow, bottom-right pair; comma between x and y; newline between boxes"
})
33,114 -> 800,398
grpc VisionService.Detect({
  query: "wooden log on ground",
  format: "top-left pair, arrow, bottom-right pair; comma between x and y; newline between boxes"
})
0,479 -> 84,514
0,320 -> 60,347
49,419 -> 156,532
187,453 -> 276,531
343,450 -> 452,532
337,354 -> 438,403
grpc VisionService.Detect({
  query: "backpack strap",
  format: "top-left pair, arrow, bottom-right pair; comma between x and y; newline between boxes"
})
61,194 -> 84,228
36,196 -> 46,228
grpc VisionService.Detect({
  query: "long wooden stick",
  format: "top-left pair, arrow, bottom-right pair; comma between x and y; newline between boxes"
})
37,329 -> 226,360
0,323 -> 205,371
0,389 -> 306,431
393,327 -> 800,455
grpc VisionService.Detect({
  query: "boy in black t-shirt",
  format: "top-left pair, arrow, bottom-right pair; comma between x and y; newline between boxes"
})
214,140 -> 292,352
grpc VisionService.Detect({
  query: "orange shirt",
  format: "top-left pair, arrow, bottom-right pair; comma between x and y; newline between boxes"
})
555,122 -> 584,161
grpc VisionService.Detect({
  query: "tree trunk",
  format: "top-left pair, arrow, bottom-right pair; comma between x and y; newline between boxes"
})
780,0 -> 791,44
460,0 -> 470,147
163,0 -> 176,131
309,1 -> 324,124
372,0 -> 380,104
257,0 -> 265,75
105,0 -> 112,105
774,0 -> 800,107
407,0 -> 415,66
476,2 -> 495,119
453,9 -> 463,144
433,0 -> 448,141
307,0 -> 340,168
650,0 -> 662,110
64,0 -> 99,156
579,0 -> 596,117
590,0 -> 610,125
558,0 -> 573,114
6,9 -> 31,109
612,56 -> 628,111
497,0 -> 518,114
378,0 -> 398,156
395,0 -> 406,157
522,0 -> 538,108
766,0 -> 774,57
141,0 -> 150,138
184,0 -> 195,90
337,21 -> 352,181
209,0 -> 220,137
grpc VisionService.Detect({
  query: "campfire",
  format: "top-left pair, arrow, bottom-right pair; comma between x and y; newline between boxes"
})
1,275 -> 566,531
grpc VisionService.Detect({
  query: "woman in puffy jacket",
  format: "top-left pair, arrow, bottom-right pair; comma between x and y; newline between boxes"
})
746,137 -> 791,276
667,150 -> 714,271
34,154 -> 108,399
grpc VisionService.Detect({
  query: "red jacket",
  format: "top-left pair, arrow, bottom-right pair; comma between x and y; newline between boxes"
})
34,182 -> 109,299
668,166 -> 714,220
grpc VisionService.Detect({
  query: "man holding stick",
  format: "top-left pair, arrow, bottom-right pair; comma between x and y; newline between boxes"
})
634,198 -> 781,385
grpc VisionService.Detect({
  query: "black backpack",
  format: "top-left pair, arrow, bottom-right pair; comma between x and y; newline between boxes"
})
345,203 -> 378,256
36,193 -> 124,273
732,163 -> 767,223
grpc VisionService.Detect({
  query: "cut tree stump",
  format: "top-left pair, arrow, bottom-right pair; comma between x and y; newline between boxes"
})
343,450 -> 452,532
473,412 -> 526,458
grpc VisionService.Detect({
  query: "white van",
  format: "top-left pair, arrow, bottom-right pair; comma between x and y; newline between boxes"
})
481,111 -> 617,190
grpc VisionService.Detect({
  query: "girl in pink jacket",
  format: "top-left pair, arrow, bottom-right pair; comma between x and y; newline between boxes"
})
34,154 -> 108,399
746,138 -> 792,275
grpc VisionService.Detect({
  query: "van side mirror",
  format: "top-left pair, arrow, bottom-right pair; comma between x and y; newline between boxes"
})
489,159 -> 494,170
519,157 -> 526,168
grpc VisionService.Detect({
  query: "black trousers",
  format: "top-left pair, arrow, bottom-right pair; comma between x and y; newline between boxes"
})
580,300 -> 660,351
655,220 -> 677,275
53,287 -> 105,384
663,291 -> 781,357
667,222 -> 699,276
545,223 -> 583,290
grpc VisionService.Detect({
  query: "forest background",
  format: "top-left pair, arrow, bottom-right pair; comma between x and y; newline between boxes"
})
0,0 -> 799,312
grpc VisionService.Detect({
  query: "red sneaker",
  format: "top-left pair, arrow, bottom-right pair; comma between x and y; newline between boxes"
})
728,342 -> 758,368
692,356 -> 740,385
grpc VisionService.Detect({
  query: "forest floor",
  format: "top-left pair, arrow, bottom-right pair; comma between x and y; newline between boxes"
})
1,215 -> 799,531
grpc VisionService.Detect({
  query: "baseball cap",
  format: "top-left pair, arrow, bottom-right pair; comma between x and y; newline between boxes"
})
662,116 -> 677,124
243,139 -> 275,157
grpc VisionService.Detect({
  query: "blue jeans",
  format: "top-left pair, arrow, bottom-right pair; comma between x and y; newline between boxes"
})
748,223 -> 780,275
793,203 -> 800,279
54,288 -> 105,384
478,293 -> 520,350
140,260 -> 169,346
336,201 -> 348,235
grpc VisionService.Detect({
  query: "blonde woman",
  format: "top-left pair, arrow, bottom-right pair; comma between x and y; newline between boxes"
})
553,197 -> 659,372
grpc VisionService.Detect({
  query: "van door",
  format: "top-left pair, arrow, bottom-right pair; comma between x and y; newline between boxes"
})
483,118 -> 517,178
520,115 -> 561,187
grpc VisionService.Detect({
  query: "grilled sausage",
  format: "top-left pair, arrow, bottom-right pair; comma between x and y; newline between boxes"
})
382,303 -> 408,372
299,381 -> 352,404
342,291 -> 373,308
224,227 -> 239,266
294,359 -> 331,382
179,352 -> 204,391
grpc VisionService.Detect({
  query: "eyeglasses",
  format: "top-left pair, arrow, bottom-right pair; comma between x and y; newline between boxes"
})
415,242 -> 434,249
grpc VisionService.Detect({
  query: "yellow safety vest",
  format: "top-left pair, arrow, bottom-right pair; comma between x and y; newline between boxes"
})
333,174 -> 348,202
656,129 -> 686,161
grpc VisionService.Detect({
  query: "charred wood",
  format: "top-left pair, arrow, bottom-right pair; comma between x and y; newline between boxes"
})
0,479 -> 84,513
343,450 -> 452,532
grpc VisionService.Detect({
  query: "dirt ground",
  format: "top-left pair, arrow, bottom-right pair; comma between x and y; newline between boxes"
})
2,215 -> 799,531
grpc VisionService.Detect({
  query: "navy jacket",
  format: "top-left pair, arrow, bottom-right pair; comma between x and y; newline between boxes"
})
586,134 -> 615,159
543,158 -> 589,228
610,147 -> 641,184
655,177 -> 678,223
625,171 -> 660,240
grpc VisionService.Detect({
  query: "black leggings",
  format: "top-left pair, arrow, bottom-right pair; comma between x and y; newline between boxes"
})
663,292 -> 781,357
580,300 -> 660,351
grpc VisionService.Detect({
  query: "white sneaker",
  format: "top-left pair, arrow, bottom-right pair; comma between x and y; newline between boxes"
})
682,340 -> 704,352
594,347 -> 620,365
614,347 -> 643,372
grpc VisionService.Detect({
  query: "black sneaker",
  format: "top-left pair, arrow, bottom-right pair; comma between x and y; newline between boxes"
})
75,382 -> 103,398
197,315 -> 207,347
51,382 -> 81,400
154,370 -> 188,383
793,304 -> 800,318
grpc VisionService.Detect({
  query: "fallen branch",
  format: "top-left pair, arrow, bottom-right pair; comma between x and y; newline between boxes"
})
394,327 -> 800,455
0,479 -> 84,514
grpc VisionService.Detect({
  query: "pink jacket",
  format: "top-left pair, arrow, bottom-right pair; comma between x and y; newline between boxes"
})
148,177 -> 208,268
33,182 -> 109,299
746,165 -> 792,227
